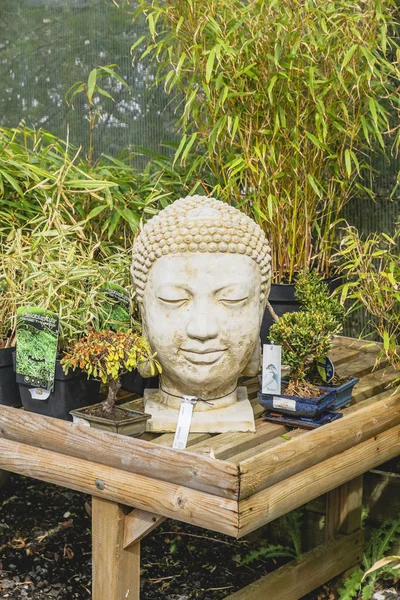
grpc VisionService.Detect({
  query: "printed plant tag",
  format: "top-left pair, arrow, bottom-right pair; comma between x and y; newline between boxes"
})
16,307 -> 59,392
29,388 -> 51,400
262,344 -> 282,395
317,355 -> 335,383
173,398 -> 196,450
273,397 -> 297,412
101,283 -> 131,331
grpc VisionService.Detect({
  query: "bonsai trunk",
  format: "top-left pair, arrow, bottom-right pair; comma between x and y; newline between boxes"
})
102,377 -> 121,413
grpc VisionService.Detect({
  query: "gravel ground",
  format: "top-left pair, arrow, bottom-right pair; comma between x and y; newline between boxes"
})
1,474 -> 398,600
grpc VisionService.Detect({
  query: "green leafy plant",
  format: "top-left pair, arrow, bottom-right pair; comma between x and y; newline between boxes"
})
337,224 -> 400,381
338,514 -> 400,600
133,0 -> 400,282
269,271 -> 344,396
66,64 -> 130,167
61,329 -> 161,413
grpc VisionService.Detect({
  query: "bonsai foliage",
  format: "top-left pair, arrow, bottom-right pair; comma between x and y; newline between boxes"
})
134,0 -> 400,281
61,329 -> 161,413
338,224 -> 400,379
269,271 -> 344,396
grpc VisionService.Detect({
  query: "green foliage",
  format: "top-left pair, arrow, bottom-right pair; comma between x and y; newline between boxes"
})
338,514 -> 400,600
269,271 -> 344,388
61,328 -> 161,411
337,224 -> 400,378
241,543 -> 296,566
133,0 -> 400,282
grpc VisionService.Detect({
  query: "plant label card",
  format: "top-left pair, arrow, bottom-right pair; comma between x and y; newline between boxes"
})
101,283 -> 131,331
173,397 -> 196,449
262,344 -> 282,395
317,355 -> 335,383
16,307 -> 59,392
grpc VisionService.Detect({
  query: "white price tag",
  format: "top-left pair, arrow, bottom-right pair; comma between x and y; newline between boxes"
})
173,398 -> 195,449
262,344 -> 282,395
273,397 -> 296,412
72,416 -> 91,427
29,388 -> 51,401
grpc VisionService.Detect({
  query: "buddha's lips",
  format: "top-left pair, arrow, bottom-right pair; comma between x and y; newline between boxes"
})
180,347 -> 227,364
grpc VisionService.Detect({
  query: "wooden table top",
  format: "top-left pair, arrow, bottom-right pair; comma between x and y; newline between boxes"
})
0,336 -> 399,538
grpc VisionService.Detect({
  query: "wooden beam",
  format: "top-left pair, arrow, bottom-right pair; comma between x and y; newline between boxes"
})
351,366 -> 399,404
239,392 -> 400,498
123,509 -> 165,548
239,425 -> 400,536
0,405 -> 238,499
225,530 -> 363,600
92,497 -> 140,600
0,437 -> 239,536
326,476 -> 363,540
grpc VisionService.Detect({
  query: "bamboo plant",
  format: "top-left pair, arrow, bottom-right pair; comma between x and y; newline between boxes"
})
133,0 -> 400,282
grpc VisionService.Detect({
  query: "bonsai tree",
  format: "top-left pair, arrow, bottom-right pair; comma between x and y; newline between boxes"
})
269,271 -> 344,397
61,329 -> 161,413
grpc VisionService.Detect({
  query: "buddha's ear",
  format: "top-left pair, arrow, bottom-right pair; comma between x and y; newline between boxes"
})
241,340 -> 261,377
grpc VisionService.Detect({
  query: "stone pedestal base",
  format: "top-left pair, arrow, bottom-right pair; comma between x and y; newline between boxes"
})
144,387 -> 255,433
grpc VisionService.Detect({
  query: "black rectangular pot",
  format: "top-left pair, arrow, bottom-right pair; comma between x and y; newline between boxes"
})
0,347 -> 22,407
120,370 -> 159,395
14,354 -> 100,421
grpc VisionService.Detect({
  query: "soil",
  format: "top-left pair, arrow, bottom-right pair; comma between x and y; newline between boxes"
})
79,405 -> 142,422
0,474 -> 330,600
1,475 -> 398,600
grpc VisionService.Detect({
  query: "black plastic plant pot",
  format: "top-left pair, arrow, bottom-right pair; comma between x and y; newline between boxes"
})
260,276 -> 341,344
15,356 -> 100,421
120,369 -> 159,395
0,347 -> 22,407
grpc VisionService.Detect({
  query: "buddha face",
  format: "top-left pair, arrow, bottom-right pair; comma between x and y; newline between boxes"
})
141,252 -> 263,399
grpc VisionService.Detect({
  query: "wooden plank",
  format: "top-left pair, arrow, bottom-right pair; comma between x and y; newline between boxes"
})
123,508 -> 165,548
239,392 -> 400,498
189,420 -> 289,460
239,425 -> 400,536
0,437 -> 239,536
0,405 -> 238,499
336,351 -> 386,380
225,530 -> 363,600
328,346 -> 360,366
231,430 -> 304,464
151,432 -> 213,447
325,476 -> 363,539
333,336 -> 383,352
92,497 -> 140,600
351,365 -> 399,404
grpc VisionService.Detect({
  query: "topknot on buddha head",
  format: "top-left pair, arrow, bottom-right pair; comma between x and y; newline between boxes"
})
131,195 -> 272,303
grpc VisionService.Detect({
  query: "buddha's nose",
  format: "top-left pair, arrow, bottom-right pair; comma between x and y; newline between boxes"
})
186,303 -> 218,341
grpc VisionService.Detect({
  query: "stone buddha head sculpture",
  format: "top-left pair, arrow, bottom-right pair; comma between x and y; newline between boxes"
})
131,196 -> 271,411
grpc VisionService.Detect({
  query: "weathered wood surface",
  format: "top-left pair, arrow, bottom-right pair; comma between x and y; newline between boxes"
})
0,404 -> 238,499
92,497 -> 140,600
123,509 -> 165,548
0,437 -> 239,536
239,391 -> 400,498
239,425 -> 400,536
325,476 -> 363,539
224,530 -> 364,600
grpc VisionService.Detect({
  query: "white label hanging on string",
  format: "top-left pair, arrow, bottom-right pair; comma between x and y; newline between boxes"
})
262,344 -> 282,395
172,397 -> 196,449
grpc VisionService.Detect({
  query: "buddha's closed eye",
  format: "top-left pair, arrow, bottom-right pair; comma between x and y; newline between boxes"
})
219,297 -> 248,306
158,297 -> 189,307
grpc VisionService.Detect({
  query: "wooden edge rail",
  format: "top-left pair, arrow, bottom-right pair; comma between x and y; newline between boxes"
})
0,437 -> 239,537
239,392 -> 400,498
0,405 -> 239,499
224,530 -> 364,600
238,424 -> 400,536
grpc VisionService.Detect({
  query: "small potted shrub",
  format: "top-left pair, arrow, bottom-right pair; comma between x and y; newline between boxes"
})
63,329 -> 161,435
258,271 -> 357,417
11,228 -> 132,420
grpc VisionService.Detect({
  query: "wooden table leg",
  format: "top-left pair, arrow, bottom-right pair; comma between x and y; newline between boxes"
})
92,497 -> 165,600
325,475 -> 364,539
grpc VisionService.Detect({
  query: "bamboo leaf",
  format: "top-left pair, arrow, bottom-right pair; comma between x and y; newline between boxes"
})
87,69 -> 97,103
206,47 -> 216,83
